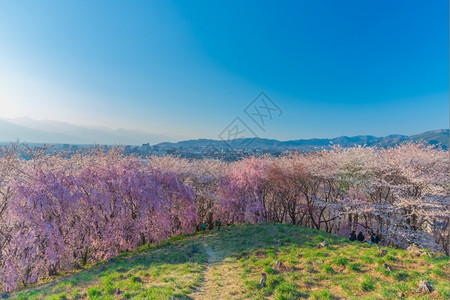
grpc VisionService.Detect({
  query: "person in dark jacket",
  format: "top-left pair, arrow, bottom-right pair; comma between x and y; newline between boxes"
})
370,234 -> 380,244
357,231 -> 365,242
216,220 -> 222,231
349,231 -> 357,241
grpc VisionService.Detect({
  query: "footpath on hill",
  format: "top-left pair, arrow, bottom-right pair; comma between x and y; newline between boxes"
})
189,233 -> 247,300
189,224 -> 449,300
9,223 -> 450,300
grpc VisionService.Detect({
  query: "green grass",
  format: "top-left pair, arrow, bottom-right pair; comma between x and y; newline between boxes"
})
11,237 -> 207,299
311,289 -> 333,300
322,264 -> 334,274
360,274 -> 376,291
334,257 -> 348,266
9,223 -> 450,299
274,281 -> 302,299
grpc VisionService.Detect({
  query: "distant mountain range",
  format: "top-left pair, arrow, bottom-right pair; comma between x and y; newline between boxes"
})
0,117 -> 447,150
154,129 -> 449,151
0,117 -> 174,145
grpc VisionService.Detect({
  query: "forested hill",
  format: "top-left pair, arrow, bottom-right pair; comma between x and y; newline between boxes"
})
155,129 -> 449,151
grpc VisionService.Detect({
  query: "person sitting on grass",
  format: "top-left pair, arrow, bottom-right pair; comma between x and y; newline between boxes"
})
349,230 -> 357,241
370,233 -> 380,244
357,231 -> 365,242
368,234 -> 373,244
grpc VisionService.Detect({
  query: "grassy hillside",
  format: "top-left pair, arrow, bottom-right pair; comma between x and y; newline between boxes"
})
11,223 -> 449,300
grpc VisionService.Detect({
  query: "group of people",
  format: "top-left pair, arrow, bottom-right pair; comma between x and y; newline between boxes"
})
201,220 -> 222,233
200,222 -> 381,244
349,230 -> 380,244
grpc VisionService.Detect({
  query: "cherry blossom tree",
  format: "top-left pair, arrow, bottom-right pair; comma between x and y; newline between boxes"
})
216,157 -> 270,224
0,142 -> 448,292
148,156 -> 226,229
0,148 -> 197,291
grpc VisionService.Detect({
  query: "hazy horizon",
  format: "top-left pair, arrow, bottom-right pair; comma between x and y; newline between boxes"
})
0,115 -> 447,146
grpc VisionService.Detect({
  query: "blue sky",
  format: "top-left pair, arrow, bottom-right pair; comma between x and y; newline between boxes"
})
0,0 -> 448,141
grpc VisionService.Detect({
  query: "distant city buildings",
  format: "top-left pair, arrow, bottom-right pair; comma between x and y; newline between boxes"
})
35,141 -> 291,161
10,130 -> 446,160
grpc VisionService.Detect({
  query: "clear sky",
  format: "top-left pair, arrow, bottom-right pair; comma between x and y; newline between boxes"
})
0,0 -> 448,141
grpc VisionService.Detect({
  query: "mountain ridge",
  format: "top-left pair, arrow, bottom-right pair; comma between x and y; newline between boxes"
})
0,117 -> 175,145
0,117 -> 447,149
154,129 -> 449,150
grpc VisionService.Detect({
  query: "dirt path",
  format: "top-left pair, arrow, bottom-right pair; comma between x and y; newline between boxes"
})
190,238 -> 246,300
191,242 -> 218,299
204,243 -> 218,264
